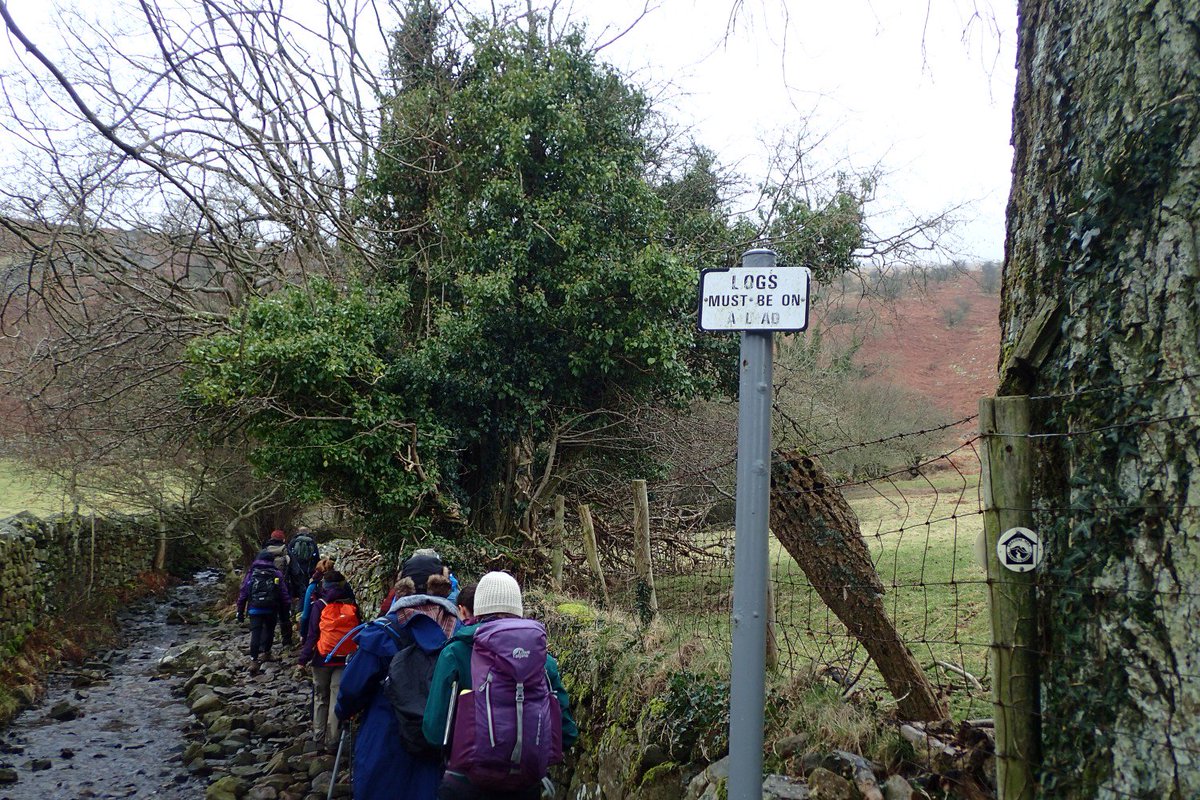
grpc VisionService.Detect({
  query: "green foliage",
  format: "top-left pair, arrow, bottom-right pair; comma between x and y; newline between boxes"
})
648,670 -> 730,762
184,280 -> 452,534
761,175 -> 867,282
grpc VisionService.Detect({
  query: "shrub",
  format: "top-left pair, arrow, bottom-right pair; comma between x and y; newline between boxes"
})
941,297 -> 972,328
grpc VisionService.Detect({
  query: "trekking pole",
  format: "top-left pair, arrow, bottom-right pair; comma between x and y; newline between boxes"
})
327,726 -> 348,800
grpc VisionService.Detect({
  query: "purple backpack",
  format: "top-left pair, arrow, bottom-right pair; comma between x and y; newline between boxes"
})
446,619 -> 563,789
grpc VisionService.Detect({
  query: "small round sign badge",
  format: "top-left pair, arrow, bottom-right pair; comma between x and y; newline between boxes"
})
996,527 -> 1042,573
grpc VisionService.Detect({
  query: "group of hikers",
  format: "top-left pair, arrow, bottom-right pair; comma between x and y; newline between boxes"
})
236,531 -> 577,800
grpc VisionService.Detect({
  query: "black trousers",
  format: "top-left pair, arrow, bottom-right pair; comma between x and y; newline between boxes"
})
277,605 -> 293,646
437,773 -> 541,800
249,614 -> 277,658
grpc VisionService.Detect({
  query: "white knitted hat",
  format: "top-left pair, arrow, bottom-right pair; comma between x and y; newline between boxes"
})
474,571 -> 523,618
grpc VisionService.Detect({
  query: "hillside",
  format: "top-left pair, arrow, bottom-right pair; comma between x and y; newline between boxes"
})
826,271 -> 1000,422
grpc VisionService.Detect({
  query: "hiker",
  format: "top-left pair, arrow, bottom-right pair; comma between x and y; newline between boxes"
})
264,530 -> 295,648
236,548 -> 292,665
298,570 -> 361,749
455,583 -> 476,627
335,551 -> 459,800
379,548 -> 461,616
287,527 -> 321,602
423,571 -> 578,800
299,557 -> 336,635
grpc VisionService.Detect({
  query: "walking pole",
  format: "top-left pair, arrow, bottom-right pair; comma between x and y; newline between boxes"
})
327,726 -> 348,800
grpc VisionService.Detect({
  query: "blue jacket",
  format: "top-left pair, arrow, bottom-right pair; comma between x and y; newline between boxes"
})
335,600 -> 458,800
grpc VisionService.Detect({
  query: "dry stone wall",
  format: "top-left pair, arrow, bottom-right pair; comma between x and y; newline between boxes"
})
0,511 -> 158,653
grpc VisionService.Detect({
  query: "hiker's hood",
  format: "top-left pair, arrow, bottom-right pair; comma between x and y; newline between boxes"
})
319,581 -> 354,603
251,554 -> 278,570
388,593 -> 458,617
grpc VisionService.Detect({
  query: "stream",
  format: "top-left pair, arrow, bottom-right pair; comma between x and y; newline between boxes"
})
0,571 -> 224,799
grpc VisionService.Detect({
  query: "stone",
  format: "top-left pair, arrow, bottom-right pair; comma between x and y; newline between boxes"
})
48,701 -> 82,721
187,757 -> 212,777
264,752 -> 290,775
191,692 -> 223,715
798,751 -> 824,777
209,716 -> 234,735
762,775 -> 810,800
0,767 -> 17,784
247,787 -> 278,800
307,755 -> 334,778
29,758 -> 51,771
638,744 -> 670,774
775,734 -> 808,759
807,768 -> 852,800
637,763 -> 684,800
206,774 -> 247,800
13,684 -> 37,707
881,775 -> 914,800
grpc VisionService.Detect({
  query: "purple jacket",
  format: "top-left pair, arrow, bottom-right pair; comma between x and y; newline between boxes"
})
237,555 -> 292,616
298,581 -> 359,667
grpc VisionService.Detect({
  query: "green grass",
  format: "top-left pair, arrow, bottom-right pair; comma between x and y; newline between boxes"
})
645,468 -> 991,720
0,459 -> 76,517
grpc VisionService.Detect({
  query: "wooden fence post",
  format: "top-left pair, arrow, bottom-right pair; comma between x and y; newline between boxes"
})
551,494 -> 565,590
578,503 -> 609,607
980,396 -> 1040,800
631,479 -> 659,622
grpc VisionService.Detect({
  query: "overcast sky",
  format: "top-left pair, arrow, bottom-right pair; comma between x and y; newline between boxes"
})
0,0 -> 1017,262
575,0 -> 1018,262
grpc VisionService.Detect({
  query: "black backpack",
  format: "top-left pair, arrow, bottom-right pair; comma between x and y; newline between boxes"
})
248,567 -> 278,607
382,613 -> 447,761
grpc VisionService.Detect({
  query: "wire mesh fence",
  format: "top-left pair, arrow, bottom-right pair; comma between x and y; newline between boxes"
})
580,425 -> 992,721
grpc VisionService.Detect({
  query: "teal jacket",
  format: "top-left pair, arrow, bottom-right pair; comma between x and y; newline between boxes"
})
422,620 -> 579,751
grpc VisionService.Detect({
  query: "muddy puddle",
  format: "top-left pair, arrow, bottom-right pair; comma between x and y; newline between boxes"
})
0,571 -> 224,799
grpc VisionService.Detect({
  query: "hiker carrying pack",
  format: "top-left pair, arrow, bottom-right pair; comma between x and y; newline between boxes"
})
318,599 -> 360,659
446,619 -> 562,788
236,550 -> 292,664
298,571 -> 360,748
248,566 -> 278,607
335,552 -> 460,800
288,529 -> 320,597
383,610 -> 450,762
423,571 -> 578,800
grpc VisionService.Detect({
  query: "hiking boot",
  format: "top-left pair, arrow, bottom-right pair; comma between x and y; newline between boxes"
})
248,659 -> 261,676
260,652 -> 275,663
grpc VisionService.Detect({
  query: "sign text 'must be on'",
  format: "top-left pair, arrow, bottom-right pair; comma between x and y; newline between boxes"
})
698,265 -> 811,332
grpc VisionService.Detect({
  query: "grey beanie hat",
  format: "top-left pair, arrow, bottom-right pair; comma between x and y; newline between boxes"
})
474,571 -> 523,618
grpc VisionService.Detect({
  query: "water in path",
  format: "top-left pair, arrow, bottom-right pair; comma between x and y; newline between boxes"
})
0,571 -> 223,799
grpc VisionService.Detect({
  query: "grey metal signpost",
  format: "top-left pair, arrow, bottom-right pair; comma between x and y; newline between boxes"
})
698,248 -> 810,800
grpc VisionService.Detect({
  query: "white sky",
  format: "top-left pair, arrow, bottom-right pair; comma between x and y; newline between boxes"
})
574,0 -> 1018,262
0,0 -> 1017,262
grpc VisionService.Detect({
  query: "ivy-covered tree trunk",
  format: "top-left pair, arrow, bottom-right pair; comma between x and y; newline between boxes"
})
1001,1 -> 1200,796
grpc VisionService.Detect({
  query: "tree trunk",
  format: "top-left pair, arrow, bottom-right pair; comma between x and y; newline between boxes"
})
771,451 -> 946,721
1003,1 -> 1200,795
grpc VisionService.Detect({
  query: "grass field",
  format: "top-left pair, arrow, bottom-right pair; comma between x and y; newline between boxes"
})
0,458 -> 76,517
645,468 -> 992,721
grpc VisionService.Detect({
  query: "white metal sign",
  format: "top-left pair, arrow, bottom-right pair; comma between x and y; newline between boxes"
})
698,266 -> 811,332
997,527 -> 1042,572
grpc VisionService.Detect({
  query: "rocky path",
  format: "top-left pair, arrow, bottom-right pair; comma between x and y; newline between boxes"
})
0,573 -> 350,800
